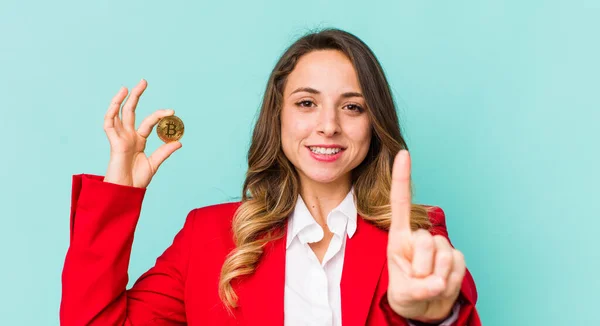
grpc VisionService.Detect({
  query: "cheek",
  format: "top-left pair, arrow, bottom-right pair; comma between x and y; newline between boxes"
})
281,110 -> 312,142
281,108 -> 313,158
347,119 -> 372,152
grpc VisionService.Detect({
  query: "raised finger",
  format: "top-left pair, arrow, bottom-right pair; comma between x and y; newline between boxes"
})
432,235 -> 454,282
121,79 -> 147,130
411,229 -> 435,277
390,150 -> 412,235
148,141 -> 183,172
443,250 -> 466,298
104,86 -> 128,133
137,109 -> 175,138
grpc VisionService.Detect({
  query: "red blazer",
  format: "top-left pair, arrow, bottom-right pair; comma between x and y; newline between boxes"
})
61,174 -> 481,325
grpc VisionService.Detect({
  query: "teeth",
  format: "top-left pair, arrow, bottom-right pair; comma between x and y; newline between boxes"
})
309,147 -> 341,155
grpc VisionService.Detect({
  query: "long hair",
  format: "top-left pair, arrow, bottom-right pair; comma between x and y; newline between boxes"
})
218,28 -> 433,310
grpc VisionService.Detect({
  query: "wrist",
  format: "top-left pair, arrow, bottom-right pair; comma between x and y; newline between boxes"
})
408,298 -> 460,326
105,159 -> 134,186
103,171 -> 133,187
410,303 -> 454,324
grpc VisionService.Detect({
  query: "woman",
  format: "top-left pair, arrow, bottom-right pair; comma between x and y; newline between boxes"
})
61,29 -> 480,325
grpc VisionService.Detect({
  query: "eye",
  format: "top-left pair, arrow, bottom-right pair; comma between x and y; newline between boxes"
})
296,100 -> 315,108
345,104 -> 364,112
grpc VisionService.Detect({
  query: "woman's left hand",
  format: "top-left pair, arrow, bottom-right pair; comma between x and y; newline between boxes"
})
386,150 -> 466,323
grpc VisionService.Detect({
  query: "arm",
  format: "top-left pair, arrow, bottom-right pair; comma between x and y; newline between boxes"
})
60,174 -> 195,325
380,206 -> 482,326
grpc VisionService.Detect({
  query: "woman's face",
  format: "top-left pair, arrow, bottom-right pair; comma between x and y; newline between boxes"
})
281,49 -> 372,186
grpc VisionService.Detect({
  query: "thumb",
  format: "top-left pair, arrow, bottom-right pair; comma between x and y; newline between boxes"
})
149,141 -> 182,171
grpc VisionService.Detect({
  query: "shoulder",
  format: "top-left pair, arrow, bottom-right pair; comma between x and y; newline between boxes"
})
422,205 -> 450,238
189,200 -> 241,225
178,202 -> 243,281
191,201 -> 242,219
422,205 -> 447,227
183,201 -> 242,239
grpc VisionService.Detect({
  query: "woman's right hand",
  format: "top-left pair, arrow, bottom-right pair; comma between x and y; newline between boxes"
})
103,79 -> 182,188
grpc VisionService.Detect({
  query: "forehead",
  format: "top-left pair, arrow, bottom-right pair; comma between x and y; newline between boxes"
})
284,50 -> 362,96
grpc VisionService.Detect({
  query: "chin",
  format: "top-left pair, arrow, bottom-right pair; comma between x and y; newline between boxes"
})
301,168 -> 346,185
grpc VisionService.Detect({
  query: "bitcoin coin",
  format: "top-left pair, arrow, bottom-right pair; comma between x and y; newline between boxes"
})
156,115 -> 184,143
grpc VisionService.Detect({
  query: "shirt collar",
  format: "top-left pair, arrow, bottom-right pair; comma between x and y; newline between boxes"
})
286,187 -> 358,249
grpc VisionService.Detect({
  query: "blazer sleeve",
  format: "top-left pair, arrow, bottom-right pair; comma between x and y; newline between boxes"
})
60,174 -> 196,326
379,206 -> 482,326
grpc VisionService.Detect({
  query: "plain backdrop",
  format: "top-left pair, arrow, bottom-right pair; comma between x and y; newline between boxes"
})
1,0 -> 598,325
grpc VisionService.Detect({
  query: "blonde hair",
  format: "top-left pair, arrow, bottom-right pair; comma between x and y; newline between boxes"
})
218,28 -> 432,310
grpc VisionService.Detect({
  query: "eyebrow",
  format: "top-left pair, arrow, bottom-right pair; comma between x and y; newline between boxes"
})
290,87 -> 363,98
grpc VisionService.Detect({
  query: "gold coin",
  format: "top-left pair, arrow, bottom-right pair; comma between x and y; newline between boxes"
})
156,115 -> 184,143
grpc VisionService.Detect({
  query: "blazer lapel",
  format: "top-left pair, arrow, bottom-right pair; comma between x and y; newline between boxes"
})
235,229 -> 287,325
341,216 -> 388,326
234,217 -> 388,325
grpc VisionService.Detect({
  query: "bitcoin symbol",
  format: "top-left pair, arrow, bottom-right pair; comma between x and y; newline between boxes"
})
156,115 -> 184,143
166,122 -> 177,137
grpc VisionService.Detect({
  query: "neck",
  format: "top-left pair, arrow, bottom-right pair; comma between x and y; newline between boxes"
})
298,173 -> 352,226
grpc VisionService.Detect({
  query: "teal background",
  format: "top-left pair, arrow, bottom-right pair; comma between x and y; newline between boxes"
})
1,0 -> 598,325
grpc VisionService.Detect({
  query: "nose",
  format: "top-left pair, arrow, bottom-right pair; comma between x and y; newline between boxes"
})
316,106 -> 341,137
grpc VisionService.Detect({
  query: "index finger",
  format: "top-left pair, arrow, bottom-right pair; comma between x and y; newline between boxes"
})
390,149 -> 412,234
121,79 -> 147,130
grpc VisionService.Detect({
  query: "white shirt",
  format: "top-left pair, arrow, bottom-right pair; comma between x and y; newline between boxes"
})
283,189 -> 460,326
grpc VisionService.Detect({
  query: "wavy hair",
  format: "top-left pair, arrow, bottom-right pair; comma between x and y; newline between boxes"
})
218,28 -> 433,310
